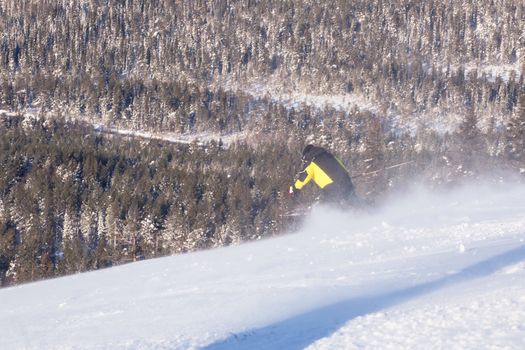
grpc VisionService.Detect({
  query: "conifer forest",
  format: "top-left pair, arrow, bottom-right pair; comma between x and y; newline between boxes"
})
1,0 -> 524,286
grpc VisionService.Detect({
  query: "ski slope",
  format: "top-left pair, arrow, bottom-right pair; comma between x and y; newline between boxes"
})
1,181 -> 525,349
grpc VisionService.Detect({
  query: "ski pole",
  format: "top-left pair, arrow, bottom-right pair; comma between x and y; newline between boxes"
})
352,160 -> 414,179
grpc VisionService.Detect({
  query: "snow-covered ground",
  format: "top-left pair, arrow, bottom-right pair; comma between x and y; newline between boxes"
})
1,111 -> 245,147
92,123 -> 244,146
1,181 -> 525,349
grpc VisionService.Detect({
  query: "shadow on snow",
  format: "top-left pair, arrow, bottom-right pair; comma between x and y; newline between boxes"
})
202,244 -> 525,350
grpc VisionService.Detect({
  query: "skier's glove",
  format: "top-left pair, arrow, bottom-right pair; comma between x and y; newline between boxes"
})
289,185 -> 301,199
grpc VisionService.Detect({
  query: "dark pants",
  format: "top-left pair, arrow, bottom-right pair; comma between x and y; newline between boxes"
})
321,183 -> 357,209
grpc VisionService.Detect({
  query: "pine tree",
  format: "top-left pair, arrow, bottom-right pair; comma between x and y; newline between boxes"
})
124,199 -> 141,261
94,208 -> 112,269
60,208 -> 84,274
0,218 -> 17,286
506,90 -> 525,162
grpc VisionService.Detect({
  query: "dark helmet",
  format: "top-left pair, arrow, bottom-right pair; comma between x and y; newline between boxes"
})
301,144 -> 319,163
302,144 -> 328,163
302,144 -> 314,158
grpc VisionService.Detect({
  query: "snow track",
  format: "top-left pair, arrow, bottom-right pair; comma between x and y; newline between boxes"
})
1,181 -> 524,349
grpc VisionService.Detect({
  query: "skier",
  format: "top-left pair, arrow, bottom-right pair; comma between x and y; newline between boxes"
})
291,144 -> 357,209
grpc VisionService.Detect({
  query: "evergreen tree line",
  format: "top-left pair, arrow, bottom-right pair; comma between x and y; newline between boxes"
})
0,0 -> 523,137
0,115 -> 298,286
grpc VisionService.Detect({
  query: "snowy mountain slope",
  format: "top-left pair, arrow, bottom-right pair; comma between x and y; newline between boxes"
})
0,111 -> 245,147
91,123 -> 245,146
1,181 -> 524,350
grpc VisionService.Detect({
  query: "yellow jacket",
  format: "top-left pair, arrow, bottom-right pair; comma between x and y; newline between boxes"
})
294,161 -> 334,190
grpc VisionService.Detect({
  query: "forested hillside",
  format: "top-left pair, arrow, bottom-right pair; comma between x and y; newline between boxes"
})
0,115 -> 305,284
1,0 -> 524,286
1,0 -> 524,132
